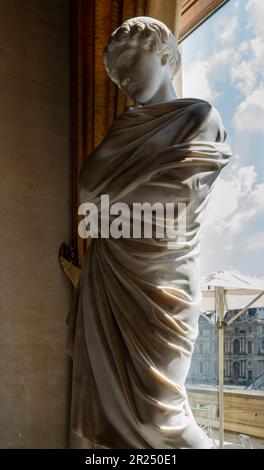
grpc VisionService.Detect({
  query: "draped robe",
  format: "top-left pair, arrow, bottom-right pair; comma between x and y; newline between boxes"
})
66,98 -> 232,449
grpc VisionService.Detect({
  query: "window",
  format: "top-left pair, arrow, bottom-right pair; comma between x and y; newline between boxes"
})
233,339 -> 240,355
181,0 -> 263,279
241,360 -> 246,378
182,0 -> 264,448
232,361 -> 240,382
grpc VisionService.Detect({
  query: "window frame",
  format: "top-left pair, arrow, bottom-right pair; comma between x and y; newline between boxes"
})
179,0 -> 230,41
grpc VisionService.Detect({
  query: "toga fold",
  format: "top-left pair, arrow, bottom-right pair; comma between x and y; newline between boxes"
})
66,98 -> 232,449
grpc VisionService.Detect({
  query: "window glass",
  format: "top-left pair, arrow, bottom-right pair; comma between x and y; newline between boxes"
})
183,0 -> 264,449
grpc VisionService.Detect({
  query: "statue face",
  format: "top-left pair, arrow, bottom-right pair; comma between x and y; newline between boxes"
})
111,46 -> 171,104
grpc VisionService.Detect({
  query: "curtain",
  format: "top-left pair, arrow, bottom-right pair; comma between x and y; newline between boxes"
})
71,0 -> 184,266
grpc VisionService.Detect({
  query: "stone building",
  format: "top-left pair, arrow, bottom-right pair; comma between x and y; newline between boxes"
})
187,308 -> 264,388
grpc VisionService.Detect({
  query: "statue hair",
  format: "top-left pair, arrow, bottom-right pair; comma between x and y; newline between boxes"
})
103,16 -> 181,85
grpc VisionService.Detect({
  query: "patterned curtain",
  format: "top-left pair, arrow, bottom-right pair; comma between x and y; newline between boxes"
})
71,0 -> 183,267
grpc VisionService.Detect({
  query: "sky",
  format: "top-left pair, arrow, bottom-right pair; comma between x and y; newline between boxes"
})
181,0 -> 264,279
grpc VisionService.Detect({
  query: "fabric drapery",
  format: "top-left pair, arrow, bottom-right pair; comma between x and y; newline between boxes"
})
67,98 -> 232,448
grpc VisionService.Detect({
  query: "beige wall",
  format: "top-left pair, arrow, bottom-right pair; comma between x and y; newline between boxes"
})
0,0 -> 72,448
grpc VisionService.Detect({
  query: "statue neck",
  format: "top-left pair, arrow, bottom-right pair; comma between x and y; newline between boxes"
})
137,79 -> 177,107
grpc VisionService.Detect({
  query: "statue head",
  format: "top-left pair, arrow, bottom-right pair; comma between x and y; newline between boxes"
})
103,16 -> 181,105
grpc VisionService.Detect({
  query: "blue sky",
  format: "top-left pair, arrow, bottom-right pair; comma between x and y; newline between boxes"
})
181,0 -> 264,278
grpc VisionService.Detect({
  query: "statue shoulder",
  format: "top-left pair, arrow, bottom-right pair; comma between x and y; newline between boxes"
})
188,98 -> 216,121
187,98 -> 226,141
190,99 -> 223,128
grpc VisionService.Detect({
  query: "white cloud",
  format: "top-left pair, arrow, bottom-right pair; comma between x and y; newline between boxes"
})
230,0 -> 264,132
230,56 -> 257,95
233,86 -> 264,132
246,231 -> 264,250
250,36 -> 264,63
247,181 -> 264,211
227,207 -> 256,234
245,0 -> 264,36
201,155 -> 264,239
182,59 -> 217,101
182,47 -> 234,100
216,17 -> 239,44
181,0 -> 264,275
210,48 -> 234,68
182,43 -> 234,101
230,36 -> 263,96
200,157 -> 264,275
226,229 -> 264,253
183,0 -> 264,125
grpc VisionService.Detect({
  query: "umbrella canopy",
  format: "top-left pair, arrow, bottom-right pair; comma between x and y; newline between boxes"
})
200,270 -> 264,311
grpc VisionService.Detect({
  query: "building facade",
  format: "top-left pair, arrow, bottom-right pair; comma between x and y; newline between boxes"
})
187,308 -> 264,389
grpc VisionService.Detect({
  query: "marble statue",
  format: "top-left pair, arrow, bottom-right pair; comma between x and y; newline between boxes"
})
66,16 -> 232,449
